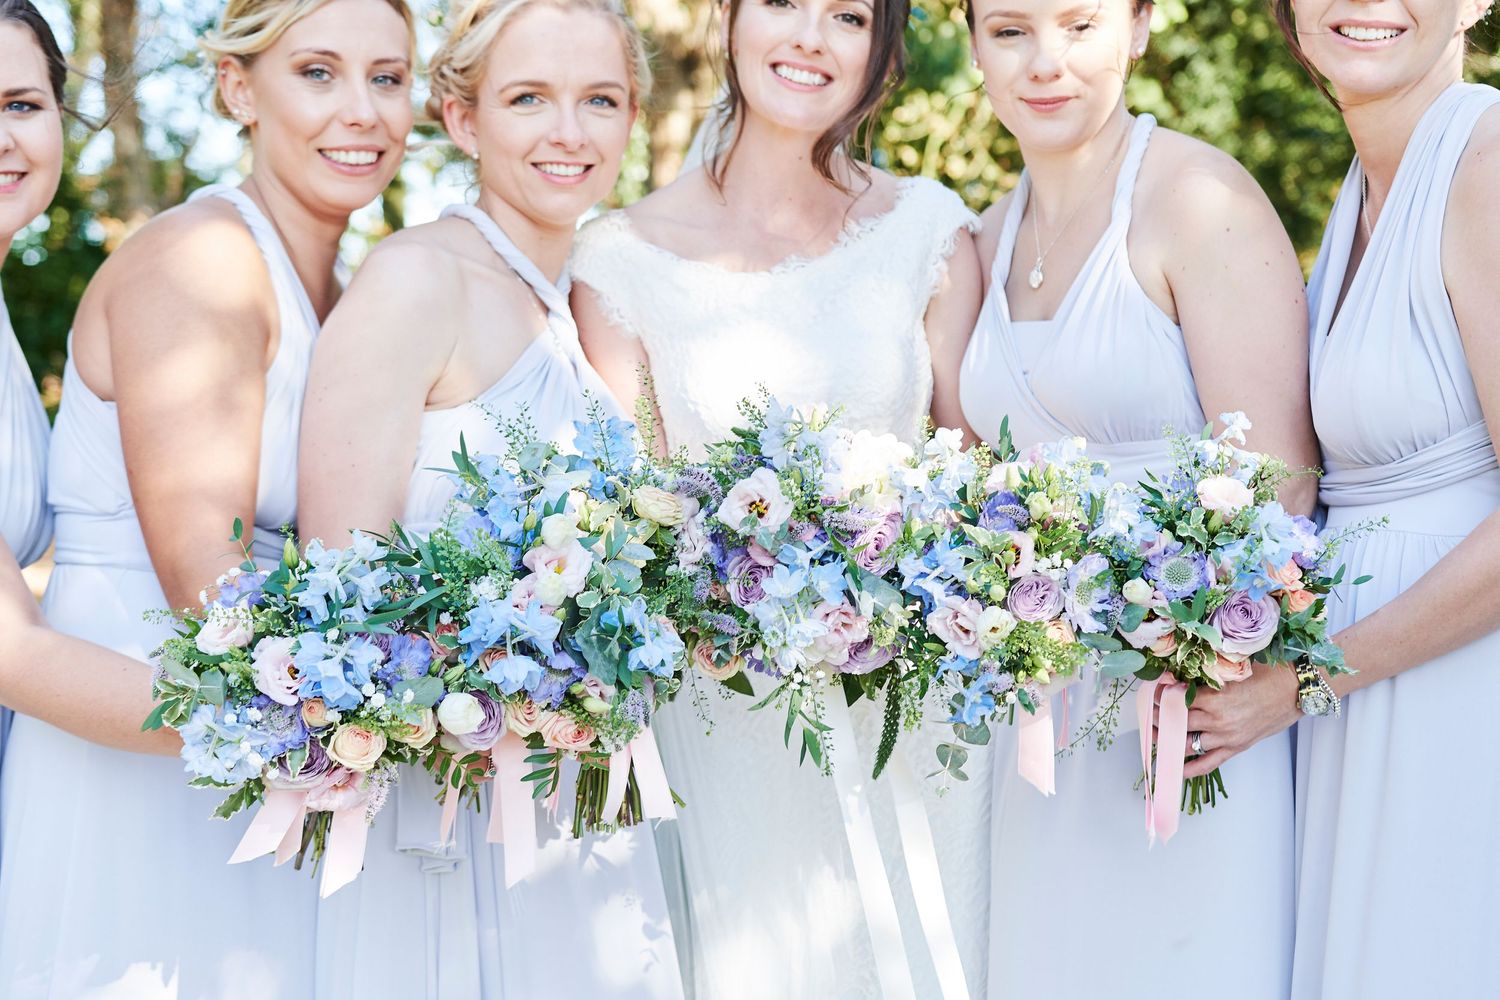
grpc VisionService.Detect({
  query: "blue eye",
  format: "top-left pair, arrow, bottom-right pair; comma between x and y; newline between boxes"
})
512,93 -> 541,107
373,72 -> 405,88
302,66 -> 332,82
585,95 -> 619,108
3,100 -> 42,114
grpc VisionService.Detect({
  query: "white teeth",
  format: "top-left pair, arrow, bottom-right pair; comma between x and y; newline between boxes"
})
0,173 -> 22,184
322,149 -> 378,166
536,163 -> 586,177
774,64 -> 831,87
1336,25 -> 1402,41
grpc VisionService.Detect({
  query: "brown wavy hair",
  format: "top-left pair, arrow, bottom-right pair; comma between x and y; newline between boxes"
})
1,0 -> 68,107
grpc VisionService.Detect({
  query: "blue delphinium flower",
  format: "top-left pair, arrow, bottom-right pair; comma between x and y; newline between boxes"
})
373,632 -> 433,686
949,674 -> 997,727
623,600 -> 684,678
573,415 -> 637,474
512,600 -> 563,648
1249,501 -> 1299,570
484,651 -> 544,697
458,598 -> 517,663
179,704 -> 264,783
295,632 -> 382,710
209,569 -> 268,610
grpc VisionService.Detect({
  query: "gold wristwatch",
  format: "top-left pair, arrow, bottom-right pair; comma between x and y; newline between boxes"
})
1296,663 -> 1340,718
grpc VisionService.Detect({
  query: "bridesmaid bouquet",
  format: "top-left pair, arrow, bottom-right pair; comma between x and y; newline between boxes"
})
1088,413 -> 1357,837
670,394 -> 916,774
146,522 -> 449,895
388,405 -> 682,887
891,420 -> 1111,793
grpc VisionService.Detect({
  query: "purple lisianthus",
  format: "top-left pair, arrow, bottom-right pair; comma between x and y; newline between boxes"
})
854,511 -> 903,574
843,638 -> 898,675
1006,573 -> 1065,623
979,491 -> 1030,533
1145,541 -> 1211,601
456,692 -> 507,751
1209,590 -> 1281,658
725,550 -> 774,607
268,736 -> 336,790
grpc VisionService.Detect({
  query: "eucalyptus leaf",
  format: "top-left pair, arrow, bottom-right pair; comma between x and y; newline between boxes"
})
1098,649 -> 1147,677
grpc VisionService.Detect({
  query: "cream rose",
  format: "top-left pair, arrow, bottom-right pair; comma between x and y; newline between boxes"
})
251,636 -> 299,706
718,468 -> 794,534
437,692 -> 484,736
1044,618 -> 1077,645
393,708 -> 437,748
506,699 -> 544,737
1121,578 -> 1155,607
301,698 -> 331,728
1196,476 -> 1255,515
632,485 -> 687,527
195,608 -> 254,656
540,512 -> 580,549
326,724 -> 387,772
692,641 -> 745,682
538,712 -> 597,752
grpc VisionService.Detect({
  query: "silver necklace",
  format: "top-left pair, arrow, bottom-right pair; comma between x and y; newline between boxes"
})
1028,127 -> 1130,290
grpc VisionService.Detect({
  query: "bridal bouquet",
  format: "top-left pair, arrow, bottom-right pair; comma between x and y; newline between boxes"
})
892,421 -> 1110,793
671,395 -> 916,773
146,522 -> 447,895
1088,413 -> 1357,837
388,405 -> 682,885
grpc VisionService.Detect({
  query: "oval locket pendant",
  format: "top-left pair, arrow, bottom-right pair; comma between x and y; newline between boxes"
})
1028,262 -> 1044,290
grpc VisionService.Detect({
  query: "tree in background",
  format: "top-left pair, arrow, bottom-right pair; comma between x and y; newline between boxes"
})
11,0 -> 1500,397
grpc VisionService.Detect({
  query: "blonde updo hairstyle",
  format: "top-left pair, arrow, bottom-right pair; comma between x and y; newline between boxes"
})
425,0 -> 652,126
201,0 -> 415,119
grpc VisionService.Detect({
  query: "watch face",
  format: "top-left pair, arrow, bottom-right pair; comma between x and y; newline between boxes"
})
1301,690 -> 1333,717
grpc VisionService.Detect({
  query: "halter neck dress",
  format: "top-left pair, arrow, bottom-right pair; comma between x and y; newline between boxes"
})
959,114 -> 1295,999
0,184 -> 323,997
1293,82 -> 1500,1000
313,204 -> 681,1000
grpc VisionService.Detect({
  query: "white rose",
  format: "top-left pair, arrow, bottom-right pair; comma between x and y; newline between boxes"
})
1196,476 -> 1255,515
1122,578 -> 1155,606
195,608 -> 254,655
540,512 -> 580,549
632,485 -> 687,527
437,692 -> 484,735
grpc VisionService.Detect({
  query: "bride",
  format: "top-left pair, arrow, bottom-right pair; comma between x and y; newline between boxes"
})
571,0 -> 984,995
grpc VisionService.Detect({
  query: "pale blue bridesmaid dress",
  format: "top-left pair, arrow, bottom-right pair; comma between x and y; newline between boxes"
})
0,185 -> 321,998
0,273 -> 53,875
314,204 -> 681,1000
959,114 -> 1295,999
1293,82 -> 1500,999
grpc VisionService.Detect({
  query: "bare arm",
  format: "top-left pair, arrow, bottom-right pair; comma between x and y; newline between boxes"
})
926,227 -> 983,445
106,209 -> 277,609
298,243 -> 455,547
0,542 -> 178,754
1165,149 -> 1319,518
574,282 -> 668,457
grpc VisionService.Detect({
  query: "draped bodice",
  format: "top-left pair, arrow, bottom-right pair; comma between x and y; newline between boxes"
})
959,115 -> 1202,486
0,277 -> 52,565
46,184 -> 321,570
570,175 -> 978,455
1309,83 -> 1500,514
402,204 -> 619,534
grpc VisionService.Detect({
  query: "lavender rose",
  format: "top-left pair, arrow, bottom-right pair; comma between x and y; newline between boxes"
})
1209,590 -> 1280,658
854,510 -> 902,574
843,638 -> 897,675
266,736 -> 338,791
1006,573 -> 1065,623
725,550 -> 774,607
455,691 -> 507,751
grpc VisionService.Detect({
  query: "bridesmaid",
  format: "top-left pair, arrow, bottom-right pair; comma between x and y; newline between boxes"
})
296,1 -> 681,997
1198,3 -> 1500,996
957,1 -> 1316,997
0,0 -> 413,994
0,0 -> 177,756
572,0 -> 984,995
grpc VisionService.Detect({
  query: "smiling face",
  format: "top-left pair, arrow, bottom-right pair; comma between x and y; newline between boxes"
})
0,21 -> 63,250
970,0 -> 1148,155
218,0 -> 412,220
729,0 -> 877,138
445,4 -> 635,232
1288,0 -> 1488,101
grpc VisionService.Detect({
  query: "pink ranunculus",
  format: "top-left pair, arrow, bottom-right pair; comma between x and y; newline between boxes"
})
1196,476 -> 1255,515
1203,651 -> 1254,686
538,712 -> 597,752
1000,530 -> 1036,579
927,596 -> 986,660
251,636 -> 300,706
806,602 -> 871,668
718,468 -> 794,534
520,538 -> 592,597
1209,590 -> 1280,657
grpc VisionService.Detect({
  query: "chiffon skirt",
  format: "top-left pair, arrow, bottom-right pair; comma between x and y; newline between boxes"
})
0,562 -> 321,1000
1293,474 -> 1500,999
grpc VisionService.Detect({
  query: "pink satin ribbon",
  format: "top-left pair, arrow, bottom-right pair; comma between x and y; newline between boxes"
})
229,787 -> 368,897
1136,676 -> 1188,844
602,728 -> 678,823
1017,695 -> 1056,796
488,729 -> 537,888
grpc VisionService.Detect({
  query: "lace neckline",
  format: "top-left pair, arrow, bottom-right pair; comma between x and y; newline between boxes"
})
610,176 -> 919,277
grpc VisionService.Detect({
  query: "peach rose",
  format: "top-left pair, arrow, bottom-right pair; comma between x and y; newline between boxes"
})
692,640 -> 744,682
1267,560 -> 1303,592
301,698 -> 331,728
1044,618 -> 1077,645
326,724 -> 387,772
1196,476 -> 1255,515
506,699 -> 544,737
1203,652 -> 1254,686
1286,589 -> 1316,614
393,708 -> 437,748
538,712 -> 597,752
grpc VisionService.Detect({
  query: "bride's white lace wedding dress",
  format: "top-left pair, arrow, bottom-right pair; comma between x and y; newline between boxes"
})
571,175 -> 986,999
